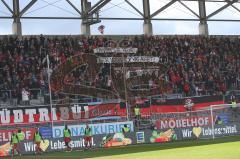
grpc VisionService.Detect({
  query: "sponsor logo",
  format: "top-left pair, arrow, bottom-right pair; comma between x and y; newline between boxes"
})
136,132 -> 145,143
101,133 -> 132,148
23,138 -> 96,152
202,126 -> 237,136
39,127 -> 53,139
150,129 -> 177,143
181,125 -> 238,138
184,98 -> 194,108
0,128 -> 35,142
155,117 -> 210,129
53,121 -> 134,138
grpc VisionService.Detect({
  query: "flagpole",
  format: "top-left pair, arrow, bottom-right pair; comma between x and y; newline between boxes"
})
122,53 -> 129,121
47,54 -> 54,130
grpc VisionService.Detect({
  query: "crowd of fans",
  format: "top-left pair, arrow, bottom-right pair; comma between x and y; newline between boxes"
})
0,35 -> 239,105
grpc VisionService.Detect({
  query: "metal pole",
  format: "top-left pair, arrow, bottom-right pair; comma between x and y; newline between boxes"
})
198,0 -> 208,36
12,0 -> 22,35
81,0 -> 91,35
47,54 -> 54,129
122,53 -> 129,120
143,0 -> 153,35
210,105 -> 215,139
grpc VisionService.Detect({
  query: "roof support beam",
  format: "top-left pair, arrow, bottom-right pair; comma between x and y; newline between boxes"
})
19,0 -> 37,17
207,0 -> 237,19
151,0 -> 177,18
12,0 -> 22,35
88,0 -> 111,16
81,0 -> 91,35
143,0 -> 151,22
1,0 -> 13,14
125,0 -> 143,17
0,16 -> 240,22
199,0 -> 208,36
13,0 -> 20,21
178,0 -> 199,18
143,0 -> 152,35
66,0 -> 81,15
231,4 -> 240,13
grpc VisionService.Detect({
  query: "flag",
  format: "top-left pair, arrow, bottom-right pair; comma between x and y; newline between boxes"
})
98,25 -> 105,34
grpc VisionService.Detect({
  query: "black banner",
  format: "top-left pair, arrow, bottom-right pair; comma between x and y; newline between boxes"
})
151,95 -> 223,105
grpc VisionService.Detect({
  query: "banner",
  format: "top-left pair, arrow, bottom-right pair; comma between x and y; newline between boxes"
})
155,116 -> 211,130
150,95 -> 224,113
0,128 -> 36,142
97,56 -> 160,63
18,133 -> 137,154
179,124 -> 239,139
0,95 -> 225,125
0,103 -> 120,125
52,121 -> 134,138
1,123 -> 240,156
93,47 -> 138,54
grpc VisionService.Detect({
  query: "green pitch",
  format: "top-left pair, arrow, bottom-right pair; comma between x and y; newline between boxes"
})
12,136 -> 240,159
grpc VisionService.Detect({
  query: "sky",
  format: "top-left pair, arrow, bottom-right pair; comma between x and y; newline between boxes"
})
0,0 -> 240,35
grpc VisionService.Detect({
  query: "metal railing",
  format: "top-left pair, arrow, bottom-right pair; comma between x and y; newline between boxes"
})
1,86 -> 239,108
0,88 -> 43,106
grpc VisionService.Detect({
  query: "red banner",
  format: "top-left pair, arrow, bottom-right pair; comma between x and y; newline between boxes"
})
0,95 -> 224,125
0,103 -> 122,125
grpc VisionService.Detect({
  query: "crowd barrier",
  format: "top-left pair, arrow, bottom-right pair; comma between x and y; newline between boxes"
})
0,95 -> 225,128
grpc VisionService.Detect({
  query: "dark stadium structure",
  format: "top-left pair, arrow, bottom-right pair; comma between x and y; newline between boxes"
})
1,0 -> 240,36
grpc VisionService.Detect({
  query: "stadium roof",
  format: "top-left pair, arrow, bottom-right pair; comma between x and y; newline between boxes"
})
0,0 -> 240,35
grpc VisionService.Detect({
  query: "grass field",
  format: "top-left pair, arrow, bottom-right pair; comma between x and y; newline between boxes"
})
8,136 -> 240,159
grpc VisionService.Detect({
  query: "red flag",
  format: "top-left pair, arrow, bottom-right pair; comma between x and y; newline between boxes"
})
98,25 -> 105,34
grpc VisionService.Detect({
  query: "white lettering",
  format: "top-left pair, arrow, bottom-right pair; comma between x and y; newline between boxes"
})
51,107 -> 58,121
59,107 -> 69,120
39,108 -> 50,122
13,110 -> 23,123
25,109 -> 37,123
0,109 -> 10,124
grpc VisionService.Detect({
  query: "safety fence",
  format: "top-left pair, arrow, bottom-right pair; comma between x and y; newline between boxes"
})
0,95 -> 225,127
0,89 -> 43,106
1,88 -> 239,107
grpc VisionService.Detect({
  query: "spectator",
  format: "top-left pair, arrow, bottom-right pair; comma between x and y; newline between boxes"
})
21,88 -> 30,105
0,35 -> 239,104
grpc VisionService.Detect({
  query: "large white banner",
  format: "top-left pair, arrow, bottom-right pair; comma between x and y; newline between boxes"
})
97,56 -> 160,63
53,121 -> 134,138
94,47 -> 137,54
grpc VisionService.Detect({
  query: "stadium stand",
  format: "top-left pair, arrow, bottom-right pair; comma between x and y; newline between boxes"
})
0,35 -> 239,106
